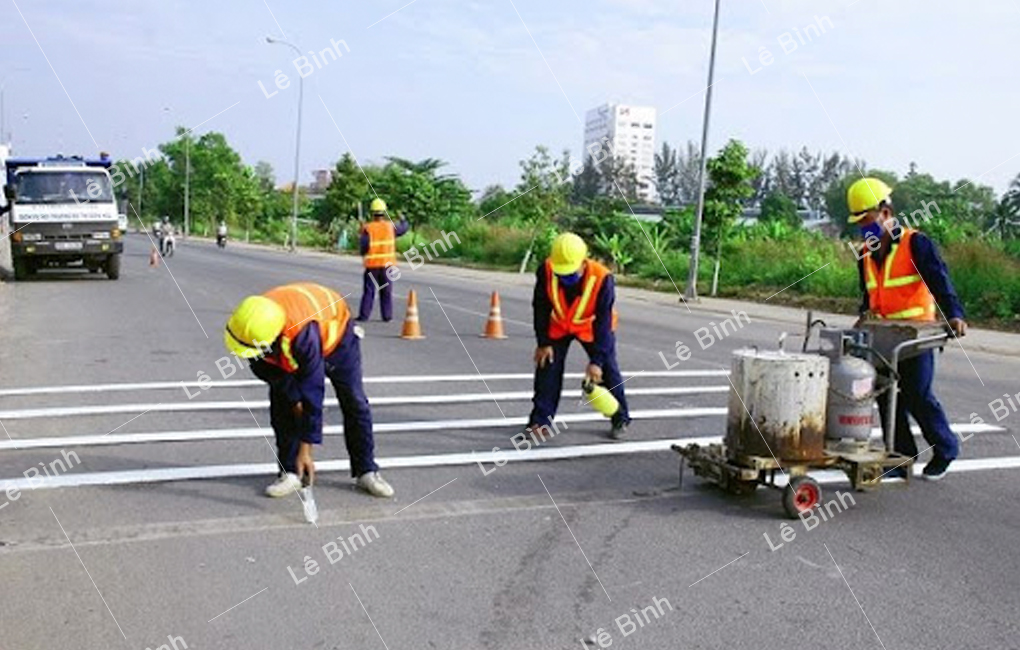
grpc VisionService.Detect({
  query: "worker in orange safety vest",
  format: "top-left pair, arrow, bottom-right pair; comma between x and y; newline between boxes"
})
225,282 -> 395,499
849,177 -> 966,481
526,232 -> 630,440
356,198 -> 409,322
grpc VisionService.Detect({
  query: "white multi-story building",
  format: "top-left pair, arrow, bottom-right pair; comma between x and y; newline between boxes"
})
583,103 -> 657,202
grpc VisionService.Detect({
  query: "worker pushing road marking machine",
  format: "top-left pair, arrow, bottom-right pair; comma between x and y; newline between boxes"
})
674,312 -> 953,519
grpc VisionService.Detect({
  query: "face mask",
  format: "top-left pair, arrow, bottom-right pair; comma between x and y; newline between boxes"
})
860,222 -> 883,241
557,272 -> 582,286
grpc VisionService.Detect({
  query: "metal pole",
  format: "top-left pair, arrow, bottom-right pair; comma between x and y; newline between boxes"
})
684,0 -> 722,301
291,69 -> 303,252
139,165 -> 144,220
1,86 -> 5,144
266,36 -> 304,253
184,137 -> 190,238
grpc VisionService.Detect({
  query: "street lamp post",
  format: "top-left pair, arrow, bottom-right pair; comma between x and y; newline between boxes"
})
684,0 -> 722,302
184,136 -> 190,238
266,36 -> 303,252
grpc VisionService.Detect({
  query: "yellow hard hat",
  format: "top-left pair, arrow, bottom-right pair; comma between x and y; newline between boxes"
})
550,232 -> 588,275
224,295 -> 286,359
847,178 -> 893,223
370,198 -> 387,215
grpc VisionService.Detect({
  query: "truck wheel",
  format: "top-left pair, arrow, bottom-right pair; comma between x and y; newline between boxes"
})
105,254 -> 121,280
12,258 -> 31,281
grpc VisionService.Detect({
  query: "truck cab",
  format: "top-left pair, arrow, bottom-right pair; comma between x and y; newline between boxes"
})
4,155 -> 123,280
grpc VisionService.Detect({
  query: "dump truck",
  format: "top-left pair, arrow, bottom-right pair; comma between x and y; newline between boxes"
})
4,154 -> 123,280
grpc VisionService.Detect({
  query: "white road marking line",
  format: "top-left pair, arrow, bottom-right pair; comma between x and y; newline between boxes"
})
0,370 -> 729,397
0,408 -> 728,451
0,386 -> 730,420
3,433 -> 1015,492
0,418 -> 1002,453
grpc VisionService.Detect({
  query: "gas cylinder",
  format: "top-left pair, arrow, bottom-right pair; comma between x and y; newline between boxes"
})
825,353 -> 877,443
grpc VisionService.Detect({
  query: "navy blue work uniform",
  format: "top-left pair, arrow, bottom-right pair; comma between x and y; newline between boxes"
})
357,219 -> 410,322
858,229 -> 964,461
529,266 -> 630,429
251,322 -> 377,477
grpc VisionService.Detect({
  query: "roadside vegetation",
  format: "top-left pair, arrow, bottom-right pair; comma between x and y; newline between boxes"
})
114,131 -> 1020,330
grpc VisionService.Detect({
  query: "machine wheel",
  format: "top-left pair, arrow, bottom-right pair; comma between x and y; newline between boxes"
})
105,254 -> 121,280
783,477 -> 821,519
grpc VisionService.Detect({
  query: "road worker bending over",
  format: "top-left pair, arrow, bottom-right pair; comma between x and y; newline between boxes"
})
526,232 -> 631,440
848,177 -> 966,481
357,198 -> 410,322
225,282 -> 394,498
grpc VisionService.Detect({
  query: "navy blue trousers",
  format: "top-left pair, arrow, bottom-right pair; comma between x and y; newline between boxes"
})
877,350 -> 959,461
357,268 -> 393,321
528,335 -> 630,428
270,326 -> 378,478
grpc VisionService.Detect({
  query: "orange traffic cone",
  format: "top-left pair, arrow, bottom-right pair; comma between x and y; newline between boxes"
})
149,246 -> 160,267
481,291 -> 508,339
401,289 -> 425,340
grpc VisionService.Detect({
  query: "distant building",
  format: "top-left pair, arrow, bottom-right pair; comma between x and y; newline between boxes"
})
583,103 -> 657,201
309,169 -> 332,194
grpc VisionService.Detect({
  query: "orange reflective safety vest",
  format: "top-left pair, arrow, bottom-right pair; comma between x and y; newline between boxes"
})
263,283 -> 350,373
363,220 -> 397,269
545,259 -> 618,343
861,228 -> 936,321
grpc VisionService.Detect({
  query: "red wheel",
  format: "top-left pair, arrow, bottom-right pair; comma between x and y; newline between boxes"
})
783,477 -> 821,519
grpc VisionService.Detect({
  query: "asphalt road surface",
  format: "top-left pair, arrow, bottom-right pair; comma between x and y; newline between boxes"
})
1,234 -> 1018,650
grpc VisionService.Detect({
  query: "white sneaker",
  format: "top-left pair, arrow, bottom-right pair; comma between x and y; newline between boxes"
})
265,473 -> 302,498
356,471 -> 394,498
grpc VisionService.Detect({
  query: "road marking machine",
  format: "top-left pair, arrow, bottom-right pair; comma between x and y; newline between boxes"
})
674,313 -> 953,518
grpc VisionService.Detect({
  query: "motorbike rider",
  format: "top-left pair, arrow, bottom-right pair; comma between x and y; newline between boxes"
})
217,221 -> 228,247
160,216 -> 175,256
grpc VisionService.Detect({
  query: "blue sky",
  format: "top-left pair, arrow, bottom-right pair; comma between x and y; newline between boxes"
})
4,0 -> 1020,194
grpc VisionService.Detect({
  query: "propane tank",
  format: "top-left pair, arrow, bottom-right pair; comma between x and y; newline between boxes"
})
582,380 -> 620,418
818,329 -> 877,444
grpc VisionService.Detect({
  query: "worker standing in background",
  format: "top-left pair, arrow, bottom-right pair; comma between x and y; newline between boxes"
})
527,232 -> 631,440
848,177 -> 966,481
224,282 -> 395,499
357,199 -> 410,322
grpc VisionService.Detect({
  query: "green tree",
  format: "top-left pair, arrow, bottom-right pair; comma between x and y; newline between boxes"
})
653,142 -> 680,206
319,153 -> 370,226
759,189 -> 800,228
513,146 -> 571,270
703,139 -> 758,295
